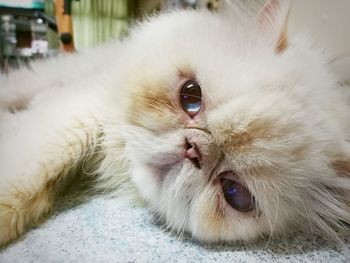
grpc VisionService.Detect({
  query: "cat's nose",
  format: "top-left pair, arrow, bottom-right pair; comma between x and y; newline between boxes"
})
183,129 -> 220,170
184,138 -> 201,168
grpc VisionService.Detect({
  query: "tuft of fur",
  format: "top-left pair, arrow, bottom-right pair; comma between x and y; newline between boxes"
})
0,0 -> 349,246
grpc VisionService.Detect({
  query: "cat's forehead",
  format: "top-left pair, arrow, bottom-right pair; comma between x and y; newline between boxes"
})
127,10 -> 260,64
125,10 -> 296,88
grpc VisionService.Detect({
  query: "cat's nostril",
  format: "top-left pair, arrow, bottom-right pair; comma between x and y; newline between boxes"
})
184,138 -> 201,169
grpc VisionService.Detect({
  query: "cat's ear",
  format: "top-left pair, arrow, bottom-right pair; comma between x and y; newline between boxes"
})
257,0 -> 292,54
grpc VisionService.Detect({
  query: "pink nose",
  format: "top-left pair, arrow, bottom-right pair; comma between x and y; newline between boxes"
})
184,138 -> 201,168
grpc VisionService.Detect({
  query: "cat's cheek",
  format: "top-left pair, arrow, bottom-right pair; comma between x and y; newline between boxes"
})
130,162 -> 161,203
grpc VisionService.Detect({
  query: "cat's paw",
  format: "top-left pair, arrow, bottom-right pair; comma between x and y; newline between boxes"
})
0,188 -> 52,247
0,202 -> 25,247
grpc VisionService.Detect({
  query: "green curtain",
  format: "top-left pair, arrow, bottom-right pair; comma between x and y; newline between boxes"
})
71,0 -> 129,49
45,0 -> 133,50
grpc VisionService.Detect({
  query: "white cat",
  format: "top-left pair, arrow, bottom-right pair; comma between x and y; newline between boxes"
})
0,0 -> 349,246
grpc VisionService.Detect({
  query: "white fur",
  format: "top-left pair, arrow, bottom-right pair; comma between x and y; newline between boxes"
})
0,1 -> 349,246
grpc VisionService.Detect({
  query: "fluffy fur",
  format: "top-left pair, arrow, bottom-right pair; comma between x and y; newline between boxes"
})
0,0 -> 349,246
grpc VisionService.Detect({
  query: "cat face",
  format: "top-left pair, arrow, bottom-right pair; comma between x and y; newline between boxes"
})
118,1 -> 350,242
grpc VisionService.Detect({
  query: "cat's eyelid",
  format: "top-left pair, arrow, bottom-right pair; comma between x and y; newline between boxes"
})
177,69 -> 196,80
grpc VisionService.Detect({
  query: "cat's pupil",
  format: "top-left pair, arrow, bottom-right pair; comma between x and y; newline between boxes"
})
227,187 -> 238,196
179,79 -> 202,117
221,178 -> 254,212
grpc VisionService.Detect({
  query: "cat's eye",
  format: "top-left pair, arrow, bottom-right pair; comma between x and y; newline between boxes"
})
179,79 -> 202,117
221,177 -> 254,212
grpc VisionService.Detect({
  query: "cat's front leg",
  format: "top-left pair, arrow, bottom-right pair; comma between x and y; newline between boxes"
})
0,99 -> 103,246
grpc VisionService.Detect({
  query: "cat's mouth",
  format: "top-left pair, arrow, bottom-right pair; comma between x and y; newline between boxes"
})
218,171 -> 255,213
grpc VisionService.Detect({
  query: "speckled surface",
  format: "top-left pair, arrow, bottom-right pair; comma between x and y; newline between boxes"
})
0,197 -> 349,263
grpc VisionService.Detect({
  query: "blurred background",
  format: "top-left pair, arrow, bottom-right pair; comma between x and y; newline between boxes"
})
0,0 -> 349,73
